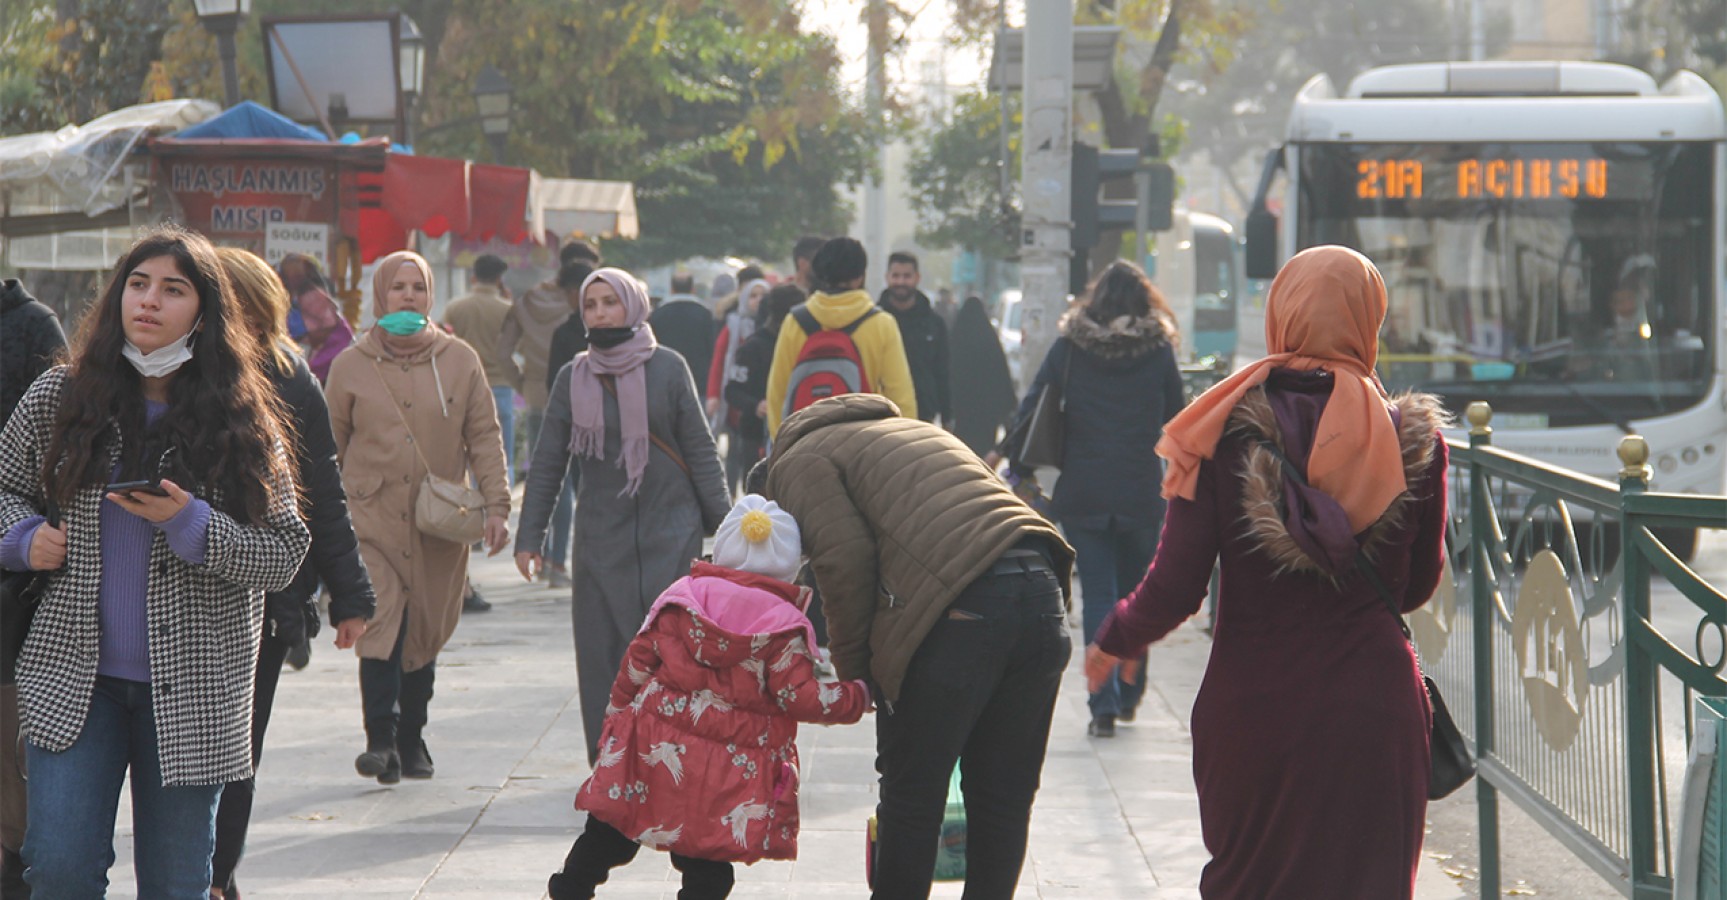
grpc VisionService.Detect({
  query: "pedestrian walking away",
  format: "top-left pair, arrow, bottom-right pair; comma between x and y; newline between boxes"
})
0,226 -> 310,897
707,277 -> 769,494
546,495 -> 870,899
945,295 -> 1017,456
993,261 -> 1185,737
877,251 -> 952,427
755,394 -> 1075,900
500,258 -> 576,483
323,251 -> 512,786
648,272 -> 717,387
445,253 -> 522,484
209,248 -> 378,900
0,275 -> 67,896
1087,245 -> 1451,899
764,237 -> 917,436
514,266 -> 730,763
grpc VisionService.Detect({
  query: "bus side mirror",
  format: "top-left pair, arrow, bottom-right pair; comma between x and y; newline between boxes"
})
1244,147 -> 1285,281
1245,208 -> 1278,281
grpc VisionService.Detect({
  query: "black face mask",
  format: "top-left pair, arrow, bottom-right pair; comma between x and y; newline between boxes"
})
587,326 -> 636,350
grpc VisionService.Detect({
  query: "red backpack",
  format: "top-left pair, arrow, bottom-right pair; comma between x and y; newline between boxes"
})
782,305 -> 879,420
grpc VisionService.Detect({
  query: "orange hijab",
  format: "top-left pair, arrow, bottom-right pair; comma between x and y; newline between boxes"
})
1156,245 -> 1405,534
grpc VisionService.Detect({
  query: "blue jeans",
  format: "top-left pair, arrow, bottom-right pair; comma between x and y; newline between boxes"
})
492,386 -> 517,486
872,562 -> 1070,899
1064,517 -> 1161,719
23,676 -> 224,899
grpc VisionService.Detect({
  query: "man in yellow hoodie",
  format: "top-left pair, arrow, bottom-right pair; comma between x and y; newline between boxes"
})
766,237 -> 917,436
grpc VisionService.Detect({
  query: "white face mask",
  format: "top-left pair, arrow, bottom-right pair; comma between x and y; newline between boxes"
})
122,319 -> 200,379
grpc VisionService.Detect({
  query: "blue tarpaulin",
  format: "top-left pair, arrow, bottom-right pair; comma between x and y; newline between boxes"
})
171,101 -> 327,142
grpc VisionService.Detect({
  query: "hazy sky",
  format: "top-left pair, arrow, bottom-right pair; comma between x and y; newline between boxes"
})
801,0 -> 1014,104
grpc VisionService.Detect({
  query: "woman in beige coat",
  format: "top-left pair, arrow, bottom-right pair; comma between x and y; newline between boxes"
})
324,251 -> 511,784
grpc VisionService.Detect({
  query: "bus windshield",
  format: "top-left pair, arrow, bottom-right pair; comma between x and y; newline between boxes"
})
1296,141 -> 1715,427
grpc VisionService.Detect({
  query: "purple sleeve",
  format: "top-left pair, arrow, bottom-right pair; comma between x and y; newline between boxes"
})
1095,456 -> 1224,657
155,498 -> 212,565
0,517 -> 46,572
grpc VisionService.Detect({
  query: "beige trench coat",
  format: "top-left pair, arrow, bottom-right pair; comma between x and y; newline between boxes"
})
325,329 -> 511,670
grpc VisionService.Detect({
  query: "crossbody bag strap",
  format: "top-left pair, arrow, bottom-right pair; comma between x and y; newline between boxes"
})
599,375 -> 691,476
371,358 -> 438,476
1256,439 -> 1413,642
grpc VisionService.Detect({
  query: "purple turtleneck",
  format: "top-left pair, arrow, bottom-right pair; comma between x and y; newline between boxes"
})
0,400 -> 210,682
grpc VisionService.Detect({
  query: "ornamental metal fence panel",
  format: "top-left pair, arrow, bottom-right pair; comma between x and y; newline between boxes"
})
1430,402 -> 1727,899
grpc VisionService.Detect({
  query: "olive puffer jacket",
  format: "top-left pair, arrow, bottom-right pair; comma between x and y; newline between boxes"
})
762,394 -> 1073,705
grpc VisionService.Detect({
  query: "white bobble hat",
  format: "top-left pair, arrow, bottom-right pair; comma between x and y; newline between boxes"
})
713,494 -> 802,584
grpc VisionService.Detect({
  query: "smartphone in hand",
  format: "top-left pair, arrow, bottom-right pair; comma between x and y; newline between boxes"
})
104,480 -> 169,498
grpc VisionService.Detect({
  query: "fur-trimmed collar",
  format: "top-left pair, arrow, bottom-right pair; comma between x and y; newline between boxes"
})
1059,307 -> 1175,359
1230,387 -> 1451,580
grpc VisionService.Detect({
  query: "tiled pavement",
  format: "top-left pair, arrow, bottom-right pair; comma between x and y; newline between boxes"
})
94,519 -> 1468,898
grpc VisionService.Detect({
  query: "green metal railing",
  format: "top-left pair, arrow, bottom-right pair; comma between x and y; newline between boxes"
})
1426,402 -> 1727,898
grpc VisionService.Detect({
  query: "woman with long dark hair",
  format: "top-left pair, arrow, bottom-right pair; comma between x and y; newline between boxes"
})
723,282 -> 805,464
323,251 -> 512,785
991,260 -> 1185,738
0,226 -> 310,896
210,247 -> 376,900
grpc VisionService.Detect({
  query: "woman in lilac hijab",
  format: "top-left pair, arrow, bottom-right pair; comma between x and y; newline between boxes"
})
513,267 -> 729,760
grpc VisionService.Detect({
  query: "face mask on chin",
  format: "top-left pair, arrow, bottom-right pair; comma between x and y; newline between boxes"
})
122,319 -> 200,379
587,326 -> 636,349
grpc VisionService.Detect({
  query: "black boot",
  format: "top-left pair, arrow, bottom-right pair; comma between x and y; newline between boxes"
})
1,845 -> 30,900
398,728 -> 434,779
355,720 -> 400,785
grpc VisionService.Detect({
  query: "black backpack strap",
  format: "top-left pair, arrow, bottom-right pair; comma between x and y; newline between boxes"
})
839,307 -> 878,336
791,305 -> 820,335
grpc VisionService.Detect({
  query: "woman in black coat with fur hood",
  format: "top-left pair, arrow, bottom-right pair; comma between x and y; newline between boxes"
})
992,261 -> 1185,738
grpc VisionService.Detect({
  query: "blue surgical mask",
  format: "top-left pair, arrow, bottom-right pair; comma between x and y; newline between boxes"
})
377,311 -> 429,336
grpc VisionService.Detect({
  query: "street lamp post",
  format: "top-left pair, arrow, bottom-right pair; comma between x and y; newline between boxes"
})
398,14 -> 425,146
473,64 -> 512,165
193,0 -> 252,108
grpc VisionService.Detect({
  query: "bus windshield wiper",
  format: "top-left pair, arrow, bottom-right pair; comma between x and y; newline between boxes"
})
1559,380 -> 1635,434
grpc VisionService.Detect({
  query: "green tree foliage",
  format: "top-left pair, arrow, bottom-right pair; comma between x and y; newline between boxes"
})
418,0 -> 872,267
1,0 -> 176,133
904,91 -> 1019,258
2,0 -> 870,269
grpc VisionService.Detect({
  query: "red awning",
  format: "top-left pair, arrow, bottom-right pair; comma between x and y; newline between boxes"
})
382,154 -> 469,238
468,163 -> 531,243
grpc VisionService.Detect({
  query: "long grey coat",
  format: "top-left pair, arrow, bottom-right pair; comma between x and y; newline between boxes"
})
516,348 -> 729,760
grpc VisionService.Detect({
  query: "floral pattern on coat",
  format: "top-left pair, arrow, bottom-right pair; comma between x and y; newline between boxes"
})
576,562 -> 870,863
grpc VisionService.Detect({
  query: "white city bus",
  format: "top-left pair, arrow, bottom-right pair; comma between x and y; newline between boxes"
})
1244,61 -> 1726,555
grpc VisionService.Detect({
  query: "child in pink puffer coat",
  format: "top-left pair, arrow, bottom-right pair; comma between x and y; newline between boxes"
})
547,495 -> 871,899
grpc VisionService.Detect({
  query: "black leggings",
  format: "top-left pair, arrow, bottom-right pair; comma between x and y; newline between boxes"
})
548,815 -> 733,900
209,629 -> 290,892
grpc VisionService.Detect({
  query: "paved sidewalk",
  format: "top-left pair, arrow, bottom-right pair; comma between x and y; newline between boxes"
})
96,536 -> 1468,898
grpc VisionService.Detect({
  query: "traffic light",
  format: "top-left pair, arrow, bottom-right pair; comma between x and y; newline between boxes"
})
1071,142 -> 1138,252
1071,143 -> 1176,292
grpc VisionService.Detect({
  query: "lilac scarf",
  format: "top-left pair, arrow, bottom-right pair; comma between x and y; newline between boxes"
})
568,268 -> 658,495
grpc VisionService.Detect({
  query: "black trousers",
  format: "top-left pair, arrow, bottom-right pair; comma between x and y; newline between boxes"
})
871,564 -> 1070,900
210,629 -> 290,892
359,612 -> 435,738
548,815 -> 733,900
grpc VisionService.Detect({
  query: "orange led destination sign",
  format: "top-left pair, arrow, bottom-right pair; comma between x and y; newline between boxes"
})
1356,158 -> 1610,200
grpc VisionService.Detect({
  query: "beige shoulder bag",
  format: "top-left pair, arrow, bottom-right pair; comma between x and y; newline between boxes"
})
371,359 -> 489,544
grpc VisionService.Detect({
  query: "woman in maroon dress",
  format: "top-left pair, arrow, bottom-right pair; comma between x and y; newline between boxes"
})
1087,245 -> 1450,899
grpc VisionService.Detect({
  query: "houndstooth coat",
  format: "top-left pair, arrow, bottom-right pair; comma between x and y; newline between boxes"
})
0,367 -> 310,786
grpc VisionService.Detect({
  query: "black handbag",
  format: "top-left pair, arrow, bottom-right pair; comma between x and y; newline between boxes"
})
2,502 -> 60,686
1007,343 -> 1072,470
1258,441 -> 1476,800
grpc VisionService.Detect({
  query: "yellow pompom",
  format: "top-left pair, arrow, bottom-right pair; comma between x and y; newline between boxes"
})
739,509 -> 774,543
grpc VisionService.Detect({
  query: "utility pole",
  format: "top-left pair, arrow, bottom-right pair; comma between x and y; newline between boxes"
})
1018,0 -> 1074,380
864,0 -> 889,297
